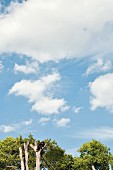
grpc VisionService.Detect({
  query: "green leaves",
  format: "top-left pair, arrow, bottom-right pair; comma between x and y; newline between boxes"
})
0,137 -> 20,169
74,139 -> 111,170
0,137 -> 112,170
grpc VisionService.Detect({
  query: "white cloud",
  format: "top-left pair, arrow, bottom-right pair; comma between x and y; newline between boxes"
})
0,61 -> 3,73
0,0 -> 113,61
0,119 -> 33,133
14,61 -> 39,74
32,97 -> 66,115
22,119 -> 33,125
89,73 -> 113,112
74,127 -> 113,140
85,58 -> 112,76
39,117 -> 50,126
73,106 -> 81,113
9,72 -> 68,115
0,125 -> 15,133
56,118 -> 70,127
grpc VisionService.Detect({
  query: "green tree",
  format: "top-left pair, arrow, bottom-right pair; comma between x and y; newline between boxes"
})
0,136 -> 74,170
42,140 -> 75,170
0,135 -> 36,170
59,154 -> 74,170
41,139 -> 65,170
74,139 -> 111,170
0,137 -> 20,170
1,136 -> 112,170
109,154 -> 113,169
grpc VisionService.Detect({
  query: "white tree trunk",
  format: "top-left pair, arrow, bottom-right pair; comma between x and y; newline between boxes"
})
24,142 -> 29,170
19,146 -> 25,170
92,165 -> 96,170
30,141 -> 42,170
36,151 -> 41,170
30,141 -> 46,170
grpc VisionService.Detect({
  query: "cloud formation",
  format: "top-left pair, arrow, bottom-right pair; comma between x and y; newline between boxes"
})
0,0 -> 113,62
0,61 -> 3,73
9,72 -> 68,115
73,106 -> 81,113
85,58 -> 112,76
0,125 -> 15,133
56,118 -> 70,127
89,73 -> 113,112
22,119 -> 33,126
14,60 -> 39,74
74,127 -> 113,140
0,119 -> 33,133
39,117 -> 50,126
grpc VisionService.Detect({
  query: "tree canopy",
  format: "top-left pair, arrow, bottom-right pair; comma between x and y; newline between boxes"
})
74,140 -> 111,170
0,136 -> 112,170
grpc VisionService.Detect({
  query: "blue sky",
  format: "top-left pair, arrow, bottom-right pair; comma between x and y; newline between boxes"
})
1,0 -> 113,156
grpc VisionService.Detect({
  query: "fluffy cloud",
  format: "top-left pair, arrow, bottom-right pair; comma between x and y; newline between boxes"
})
0,0 -> 113,62
89,73 -> 113,112
9,72 -> 68,115
14,61 -> 39,74
39,117 -> 50,126
0,119 -> 33,133
73,106 -> 81,113
0,125 -> 15,133
32,97 -> 66,115
56,118 -> 70,127
74,127 -> 113,140
85,58 -> 112,76
0,61 -> 3,73
22,119 -> 33,125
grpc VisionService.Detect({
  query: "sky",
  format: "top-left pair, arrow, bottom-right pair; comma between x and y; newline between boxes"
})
1,0 -> 113,157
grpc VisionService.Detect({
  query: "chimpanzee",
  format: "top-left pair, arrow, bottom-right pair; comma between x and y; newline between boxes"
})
36,141 -> 45,152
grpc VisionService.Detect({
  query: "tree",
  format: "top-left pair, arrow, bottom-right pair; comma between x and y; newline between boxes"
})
41,139 -> 65,170
1,136 -> 112,170
0,136 -> 73,170
0,135 -> 36,170
41,139 -> 75,170
109,154 -> 113,169
0,137 -> 20,170
74,139 -> 111,170
59,154 -> 74,170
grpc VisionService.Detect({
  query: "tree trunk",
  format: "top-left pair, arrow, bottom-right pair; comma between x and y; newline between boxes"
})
92,165 -> 96,170
30,141 -> 41,170
19,146 -> 25,170
36,151 -> 41,170
24,142 -> 29,170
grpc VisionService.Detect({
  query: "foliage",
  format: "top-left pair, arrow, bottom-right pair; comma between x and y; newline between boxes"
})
0,137 -> 20,169
41,140 -> 74,170
0,135 -> 67,169
109,154 -> 113,169
74,139 -> 111,170
58,154 -> 74,170
41,139 -> 65,169
0,136 -> 113,170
